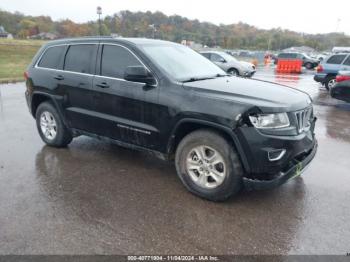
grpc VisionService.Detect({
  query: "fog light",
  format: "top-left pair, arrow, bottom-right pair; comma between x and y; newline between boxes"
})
268,149 -> 286,161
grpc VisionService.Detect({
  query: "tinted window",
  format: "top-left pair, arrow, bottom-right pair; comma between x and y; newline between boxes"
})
279,53 -> 297,59
343,56 -> 350,66
64,45 -> 95,74
327,55 -> 346,65
201,53 -> 210,59
101,45 -> 142,78
278,53 -> 288,58
211,53 -> 224,62
38,46 -> 65,69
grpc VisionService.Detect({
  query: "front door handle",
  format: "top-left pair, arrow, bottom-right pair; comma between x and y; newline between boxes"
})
54,75 -> 64,81
96,82 -> 110,88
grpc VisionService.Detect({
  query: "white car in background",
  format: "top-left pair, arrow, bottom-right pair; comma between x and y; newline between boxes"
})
200,51 -> 256,77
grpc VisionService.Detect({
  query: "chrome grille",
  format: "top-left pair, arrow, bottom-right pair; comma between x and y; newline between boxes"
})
295,107 -> 313,133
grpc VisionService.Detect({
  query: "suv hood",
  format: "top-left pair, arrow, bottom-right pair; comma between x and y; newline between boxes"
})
183,76 -> 312,113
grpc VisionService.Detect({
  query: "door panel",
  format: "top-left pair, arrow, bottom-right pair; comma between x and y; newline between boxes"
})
58,43 -> 98,132
91,44 -> 160,149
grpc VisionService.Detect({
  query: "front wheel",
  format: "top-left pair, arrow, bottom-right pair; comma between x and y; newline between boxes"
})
175,130 -> 243,201
228,68 -> 239,76
36,102 -> 73,147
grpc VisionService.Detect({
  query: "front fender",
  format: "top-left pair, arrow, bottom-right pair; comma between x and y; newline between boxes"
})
167,118 -> 251,173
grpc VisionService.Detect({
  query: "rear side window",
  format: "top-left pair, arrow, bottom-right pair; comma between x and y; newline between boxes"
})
100,45 -> 142,78
343,56 -> 350,66
278,53 -> 288,58
38,46 -> 65,69
327,55 -> 346,65
64,45 -> 96,74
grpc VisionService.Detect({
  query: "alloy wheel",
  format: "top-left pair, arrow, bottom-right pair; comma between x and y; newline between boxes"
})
186,145 -> 226,189
40,111 -> 57,140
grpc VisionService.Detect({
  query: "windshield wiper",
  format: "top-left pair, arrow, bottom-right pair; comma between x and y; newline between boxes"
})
181,77 -> 215,83
215,73 -> 229,77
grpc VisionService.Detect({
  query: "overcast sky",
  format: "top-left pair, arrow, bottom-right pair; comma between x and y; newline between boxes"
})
1,0 -> 349,35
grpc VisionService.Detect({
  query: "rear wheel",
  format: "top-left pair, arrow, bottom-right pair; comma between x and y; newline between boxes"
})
175,129 -> 243,201
325,76 -> 336,90
36,102 -> 73,147
305,62 -> 313,70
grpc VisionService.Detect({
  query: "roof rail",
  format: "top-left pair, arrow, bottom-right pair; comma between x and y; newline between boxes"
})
80,35 -> 114,39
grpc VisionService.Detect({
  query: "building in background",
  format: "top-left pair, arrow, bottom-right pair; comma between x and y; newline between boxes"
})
181,39 -> 203,50
282,46 -> 315,53
29,32 -> 58,40
0,26 -> 13,39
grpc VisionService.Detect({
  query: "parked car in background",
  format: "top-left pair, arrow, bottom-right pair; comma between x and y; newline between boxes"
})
200,51 -> 256,77
275,52 -> 319,69
25,38 -> 317,201
330,71 -> 350,103
314,53 -> 350,90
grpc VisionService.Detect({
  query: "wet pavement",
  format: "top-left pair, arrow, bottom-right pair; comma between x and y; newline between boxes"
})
0,68 -> 350,255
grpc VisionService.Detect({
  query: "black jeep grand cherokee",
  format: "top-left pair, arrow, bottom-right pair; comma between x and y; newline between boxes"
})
25,37 -> 317,201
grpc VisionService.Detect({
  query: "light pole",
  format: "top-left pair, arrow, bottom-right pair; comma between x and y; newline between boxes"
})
149,24 -> 156,39
97,6 -> 102,35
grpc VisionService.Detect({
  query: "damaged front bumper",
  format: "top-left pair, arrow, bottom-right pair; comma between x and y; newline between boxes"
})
243,140 -> 318,191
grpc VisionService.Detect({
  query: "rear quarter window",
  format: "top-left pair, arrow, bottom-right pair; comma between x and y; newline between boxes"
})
327,55 -> 346,65
38,46 -> 65,69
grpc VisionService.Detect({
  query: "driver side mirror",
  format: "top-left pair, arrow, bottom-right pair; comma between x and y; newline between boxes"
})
124,66 -> 156,86
219,58 -> 226,63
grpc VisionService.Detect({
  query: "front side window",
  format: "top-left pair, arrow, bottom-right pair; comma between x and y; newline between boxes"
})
101,45 -> 142,78
342,56 -> 350,66
327,55 -> 346,65
38,46 -> 65,69
210,53 -> 224,62
64,45 -> 96,74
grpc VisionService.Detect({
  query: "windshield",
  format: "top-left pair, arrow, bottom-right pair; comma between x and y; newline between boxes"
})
302,53 -> 312,59
218,52 -> 238,62
141,44 -> 226,82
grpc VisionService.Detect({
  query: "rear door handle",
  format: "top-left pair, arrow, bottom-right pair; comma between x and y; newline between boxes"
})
54,75 -> 64,81
96,82 -> 110,88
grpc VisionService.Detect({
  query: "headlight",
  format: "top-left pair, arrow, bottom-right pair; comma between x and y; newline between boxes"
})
249,113 -> 290,129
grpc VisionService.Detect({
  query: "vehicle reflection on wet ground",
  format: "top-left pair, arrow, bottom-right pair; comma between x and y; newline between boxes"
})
0,68 -> 349,255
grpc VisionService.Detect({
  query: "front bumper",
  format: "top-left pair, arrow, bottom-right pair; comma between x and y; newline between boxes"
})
243,70 -> 256,78
243,140 -> 317,190
235,115 -> 317,190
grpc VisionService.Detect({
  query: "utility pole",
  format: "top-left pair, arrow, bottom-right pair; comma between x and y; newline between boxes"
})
149,24 -> 156,39
97,6 -> 102,36
335,18 -> 341,33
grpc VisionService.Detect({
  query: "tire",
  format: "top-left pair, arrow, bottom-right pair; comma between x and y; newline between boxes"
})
35,102 -> 73,147
175,129 -> 243,201
228,68 -> 239,76
305,62 -> 313,70
325,76 -> 336,91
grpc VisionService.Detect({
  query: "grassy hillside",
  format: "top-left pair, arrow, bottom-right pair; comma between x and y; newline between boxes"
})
0,39 -> 45,82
